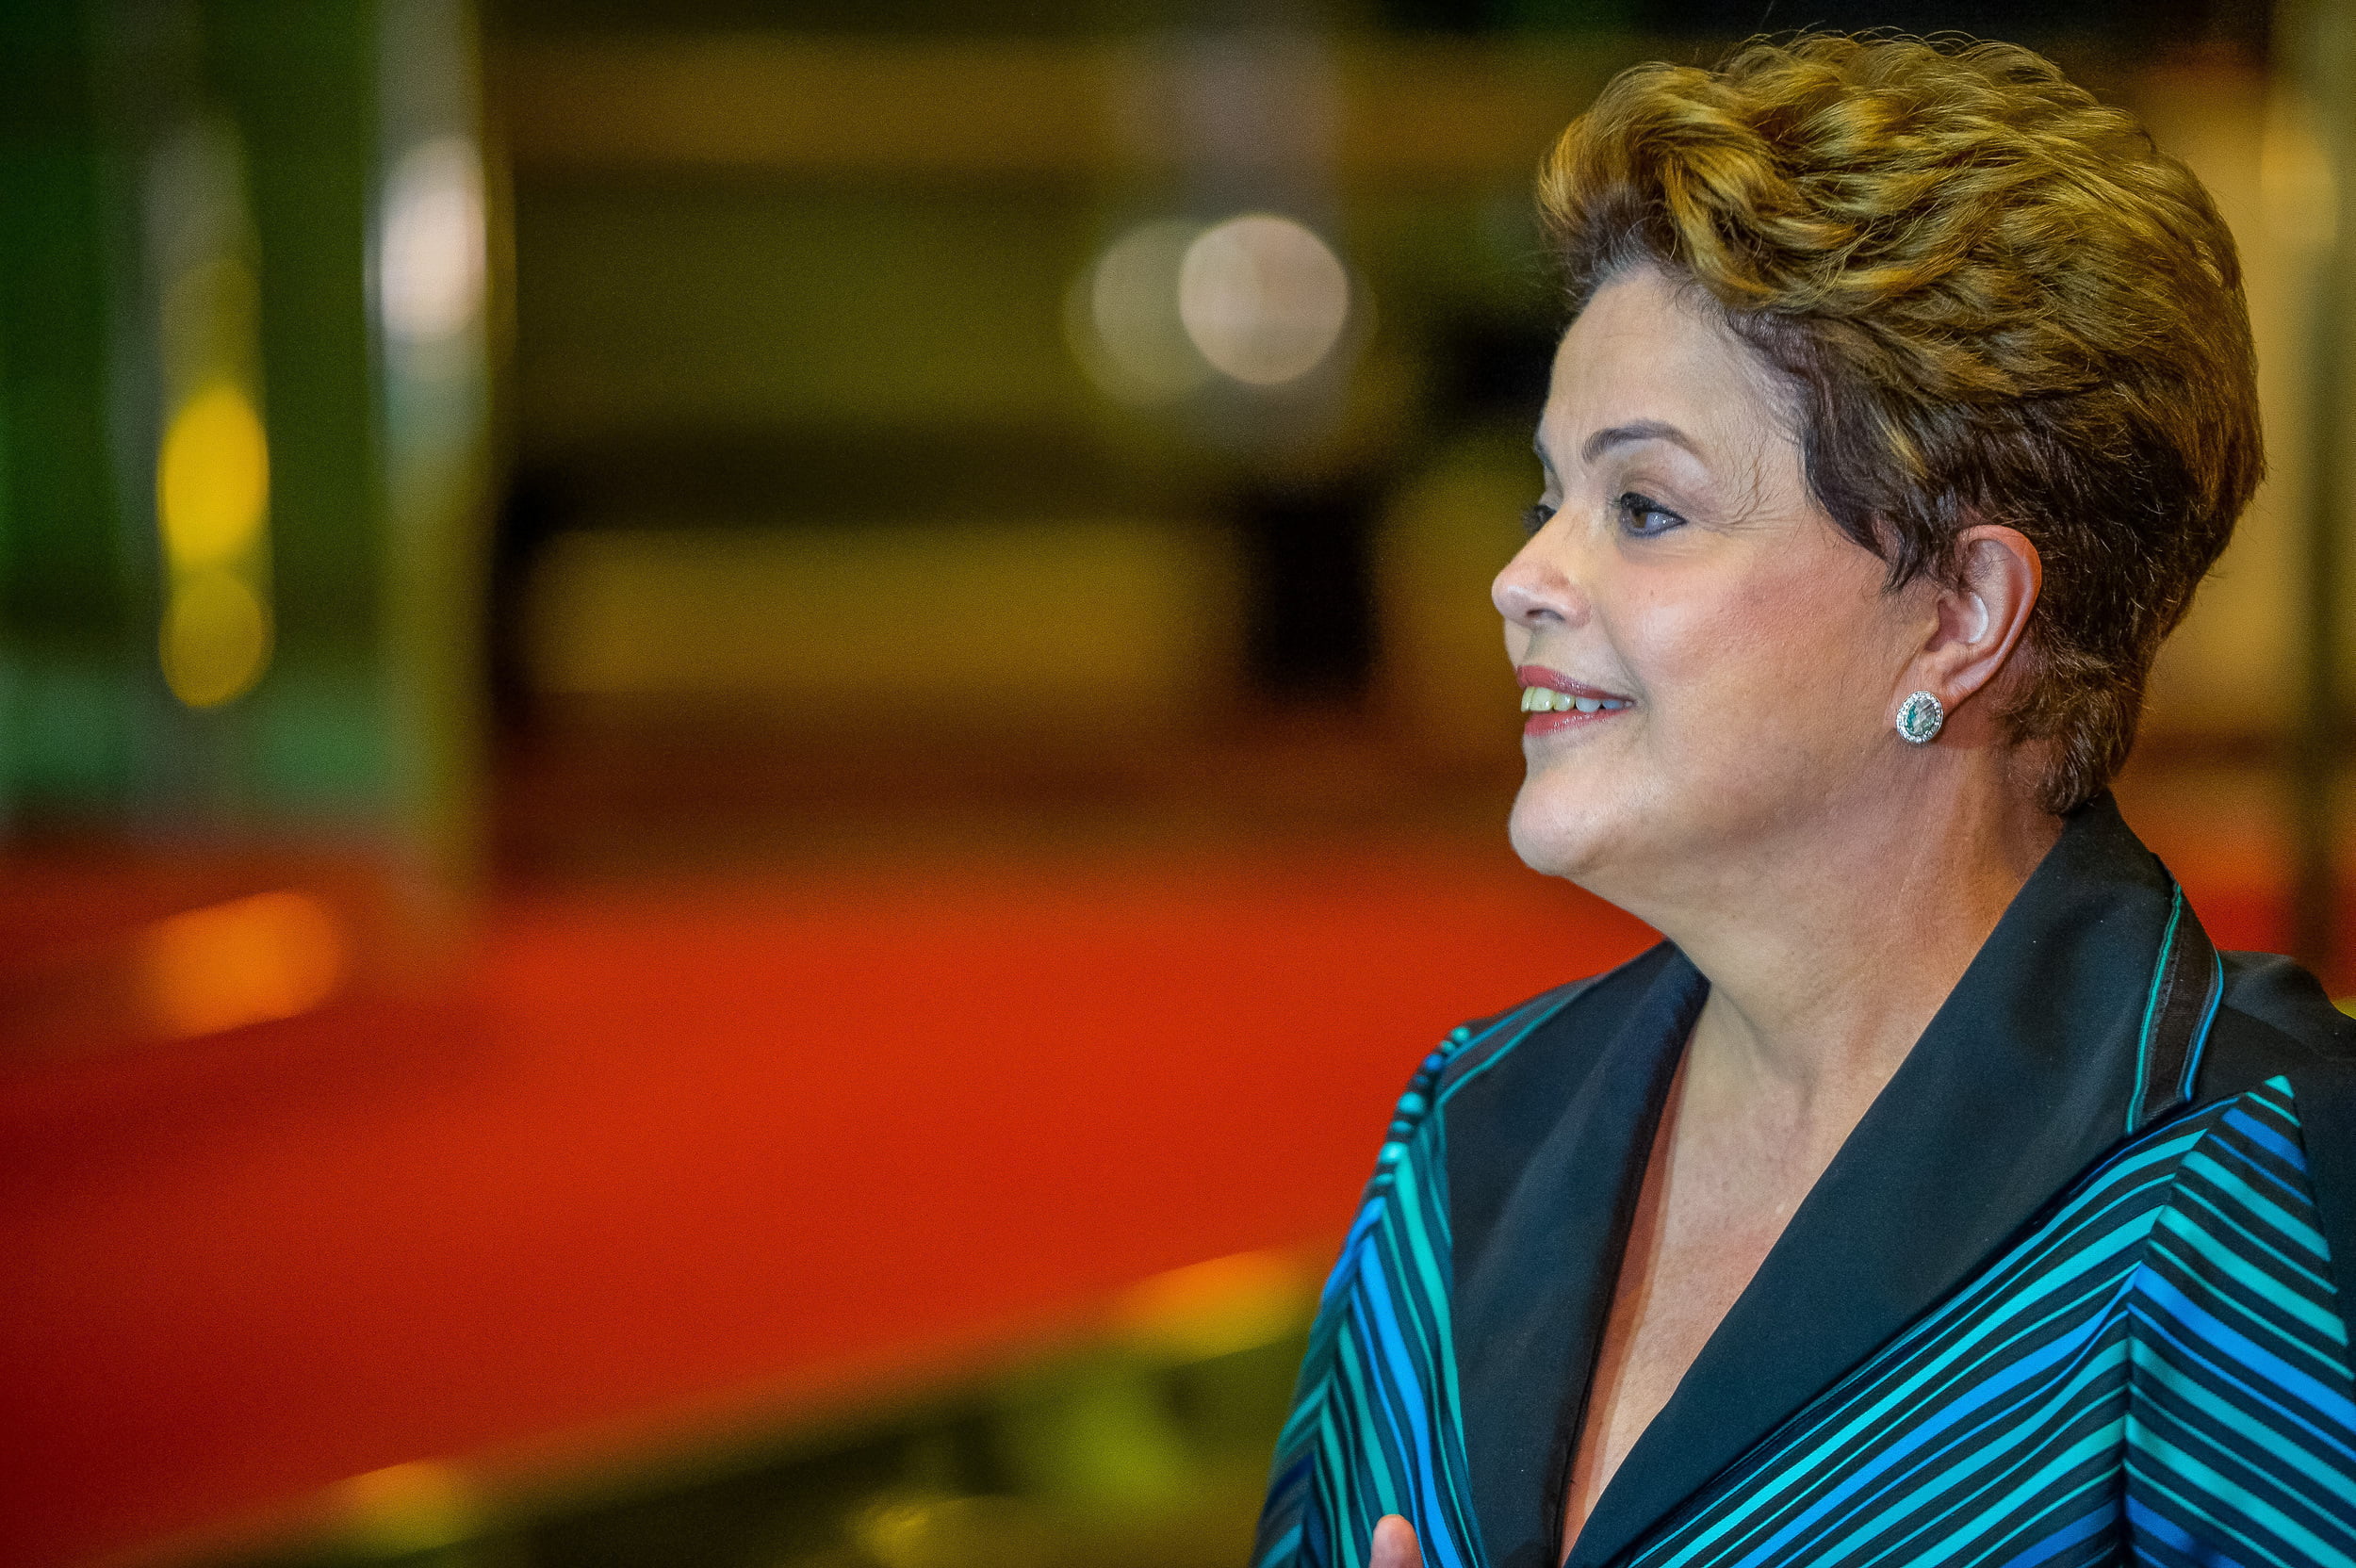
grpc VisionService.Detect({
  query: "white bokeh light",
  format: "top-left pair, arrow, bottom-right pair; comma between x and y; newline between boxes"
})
378,136 -> 486,345
1176,214 -> 1350,387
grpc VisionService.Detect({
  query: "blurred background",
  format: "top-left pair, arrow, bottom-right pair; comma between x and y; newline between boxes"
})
3,0 -> 2352,1564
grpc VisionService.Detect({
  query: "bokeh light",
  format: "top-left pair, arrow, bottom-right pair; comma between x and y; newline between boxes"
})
157,381 -> 269,570
159,565 -> 270,709
134,890 -> 346,1040
1176,213 -> 1350,387
145,115 -> 274,715
1108,1247 -> 1315,1362
332,1462 -> 479,1558
378,135 -> 487,346
1072,218 -> 1210,402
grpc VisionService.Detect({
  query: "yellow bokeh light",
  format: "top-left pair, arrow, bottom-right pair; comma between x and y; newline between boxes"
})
158,381 -> 269,570
333,1461 -> 479,1555
161,566 -> 270,709
135,890 -> 347,1040
1108,1247 -> 1314,1362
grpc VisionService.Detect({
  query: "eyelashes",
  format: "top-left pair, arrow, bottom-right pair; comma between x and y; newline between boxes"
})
1615,491 -> 1685,537
1520,495 -> 1687,538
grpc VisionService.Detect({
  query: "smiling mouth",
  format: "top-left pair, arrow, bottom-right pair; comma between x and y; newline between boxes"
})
1516,666 -> 1633,735
1519,687 -> 1630,714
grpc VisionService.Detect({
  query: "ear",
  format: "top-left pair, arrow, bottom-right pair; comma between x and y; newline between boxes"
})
1914,524 -> 2041,713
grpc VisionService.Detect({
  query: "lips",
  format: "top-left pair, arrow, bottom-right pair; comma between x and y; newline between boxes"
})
1517,665 -> 1632,735
1519,687 -> 1629,714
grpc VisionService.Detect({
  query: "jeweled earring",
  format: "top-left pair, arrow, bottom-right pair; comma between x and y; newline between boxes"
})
1895,690 -> 1944,745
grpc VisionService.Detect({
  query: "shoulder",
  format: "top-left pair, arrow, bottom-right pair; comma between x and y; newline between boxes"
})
1434,940 -> 1683,1111
2120,1075 -> 2356,1546
1338,944 -> 1686,1281
1415,942 -> 1697,1259
1361,946 -> 1675,1186
2198,952 -> 2356,1314
2201,950 -> 2356,1094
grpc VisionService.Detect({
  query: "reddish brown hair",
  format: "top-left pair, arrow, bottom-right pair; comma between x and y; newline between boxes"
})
1538,34 -> 2262,812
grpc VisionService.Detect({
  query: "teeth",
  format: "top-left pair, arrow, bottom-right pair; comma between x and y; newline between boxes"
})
1521,687 -> 1629,714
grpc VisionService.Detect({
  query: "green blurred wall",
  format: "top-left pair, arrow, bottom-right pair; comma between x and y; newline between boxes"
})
0,0 -> 485,863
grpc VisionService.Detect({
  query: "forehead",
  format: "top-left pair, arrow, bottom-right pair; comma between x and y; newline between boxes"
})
1538,268 -> 1786,465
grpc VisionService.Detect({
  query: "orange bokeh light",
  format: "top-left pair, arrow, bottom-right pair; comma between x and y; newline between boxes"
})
134,890 -> 347,1039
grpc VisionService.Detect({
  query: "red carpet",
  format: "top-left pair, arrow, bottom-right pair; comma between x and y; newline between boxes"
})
0,830 -> 2324,1568
0,845 -> 1654,1568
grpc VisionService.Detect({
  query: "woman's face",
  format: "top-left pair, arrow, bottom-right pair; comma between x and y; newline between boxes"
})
1495,266 -> 1927,907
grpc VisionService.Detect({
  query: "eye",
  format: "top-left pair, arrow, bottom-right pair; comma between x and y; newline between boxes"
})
1521,502 -> 1557,538
1615,491 -> 1685,538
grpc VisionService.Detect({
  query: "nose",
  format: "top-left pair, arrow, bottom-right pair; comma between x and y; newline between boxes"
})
1492,533 -> 1589,630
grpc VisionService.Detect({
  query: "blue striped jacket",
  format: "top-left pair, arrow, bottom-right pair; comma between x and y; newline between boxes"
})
1253,795 -> 2356,1568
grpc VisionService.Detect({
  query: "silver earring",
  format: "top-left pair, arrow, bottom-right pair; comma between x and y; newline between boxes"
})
1895,691 -> 1944,745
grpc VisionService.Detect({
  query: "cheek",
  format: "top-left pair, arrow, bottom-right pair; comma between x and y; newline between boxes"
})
1609,556 -> 1890,721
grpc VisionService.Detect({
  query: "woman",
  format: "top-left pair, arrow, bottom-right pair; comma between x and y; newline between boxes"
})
1252,34 -> 2356,1568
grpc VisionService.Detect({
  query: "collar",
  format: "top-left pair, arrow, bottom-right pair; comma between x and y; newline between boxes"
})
1448,793 -> 2220,1568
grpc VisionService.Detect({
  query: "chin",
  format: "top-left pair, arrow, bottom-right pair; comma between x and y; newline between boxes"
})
1507,781 -> 1617,886
1507,761 -> 1700,914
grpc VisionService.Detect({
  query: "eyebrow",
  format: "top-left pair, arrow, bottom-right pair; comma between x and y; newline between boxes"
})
1579,420 -> 1700,465
1536,414 -> 1706,475
1530,419 -> 1704,476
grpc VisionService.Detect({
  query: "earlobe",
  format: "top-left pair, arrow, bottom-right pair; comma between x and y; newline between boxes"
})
1895,690 -> 1946,745
1893,528 -> 2039,743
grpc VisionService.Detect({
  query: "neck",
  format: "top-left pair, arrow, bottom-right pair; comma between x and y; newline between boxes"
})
1638,760 -> 2062,1129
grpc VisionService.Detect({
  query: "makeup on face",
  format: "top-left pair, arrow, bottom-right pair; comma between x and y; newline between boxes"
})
1518,664 -> 1634,737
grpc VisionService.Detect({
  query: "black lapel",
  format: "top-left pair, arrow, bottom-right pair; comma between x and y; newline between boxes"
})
1565,794 -> 2209,1568
2126,889 -> 2222,1132
1448,945 -> 1708,1568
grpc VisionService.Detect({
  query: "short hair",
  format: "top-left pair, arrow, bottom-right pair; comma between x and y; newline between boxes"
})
1536,34 -> 2262,814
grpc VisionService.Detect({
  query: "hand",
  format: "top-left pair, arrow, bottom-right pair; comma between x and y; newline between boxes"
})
1372,1513 -> 1425,1568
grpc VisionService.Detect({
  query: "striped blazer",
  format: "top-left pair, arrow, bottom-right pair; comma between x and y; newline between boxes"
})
1252,794 -> 2356,1568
